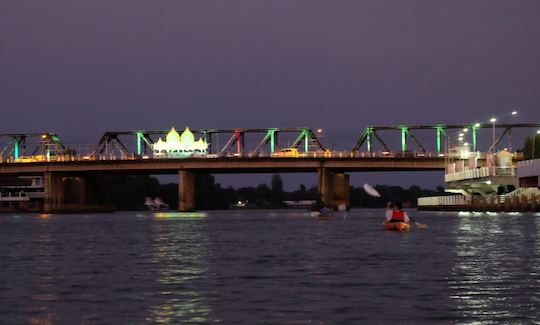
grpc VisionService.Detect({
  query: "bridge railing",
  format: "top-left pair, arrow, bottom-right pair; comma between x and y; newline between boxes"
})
444,166 -> 517,182
418,195 -> 471,207
0,150 -> 446,163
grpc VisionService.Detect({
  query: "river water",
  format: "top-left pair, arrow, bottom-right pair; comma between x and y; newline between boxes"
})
1,209 -> 540,324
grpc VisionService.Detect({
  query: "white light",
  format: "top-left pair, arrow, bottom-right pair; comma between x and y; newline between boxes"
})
486,180 -> 492,185
490,118 -> 496,123
463,128 -> 468,132
537,130 -> 540,134
474,123 -> 480,127
464,142 -> 469,146
512,111 -> 518,115
459,133 -> 464,137
317,129 -> 323,133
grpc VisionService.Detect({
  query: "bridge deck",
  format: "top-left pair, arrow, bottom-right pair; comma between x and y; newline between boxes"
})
0,157 -> 446,175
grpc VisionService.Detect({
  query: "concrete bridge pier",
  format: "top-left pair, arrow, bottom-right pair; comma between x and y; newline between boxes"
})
43,172 -> 92,213
318,168 -> 350,211
179,170 -> 196,211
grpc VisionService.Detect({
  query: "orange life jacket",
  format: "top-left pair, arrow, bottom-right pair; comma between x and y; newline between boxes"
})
391,210 -> 406,221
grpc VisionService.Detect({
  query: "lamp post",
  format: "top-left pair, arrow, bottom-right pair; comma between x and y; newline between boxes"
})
533,130 -> 540,159
509,111 -> 518,150
490,117 -> 497,152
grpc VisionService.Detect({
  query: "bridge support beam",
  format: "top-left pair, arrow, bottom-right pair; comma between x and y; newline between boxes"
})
318,168 -> 350,211
44,173 -> 92,213
179,170 -> 196,211
44,172 -> 64,213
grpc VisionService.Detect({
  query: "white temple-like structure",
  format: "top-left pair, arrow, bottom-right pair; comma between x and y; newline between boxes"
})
152,127 -> 208,158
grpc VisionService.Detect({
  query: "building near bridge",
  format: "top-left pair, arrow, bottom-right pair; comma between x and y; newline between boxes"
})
444,148 -> 518,196
0,175 -> 44,212
152,127 -> 208,158
417,148 -> 540,211
518,158 -> 540,187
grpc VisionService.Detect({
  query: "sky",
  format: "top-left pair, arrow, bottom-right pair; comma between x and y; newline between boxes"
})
1,1 -> 540,190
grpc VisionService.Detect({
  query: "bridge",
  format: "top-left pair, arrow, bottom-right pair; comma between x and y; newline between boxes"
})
1,123 -> 538,212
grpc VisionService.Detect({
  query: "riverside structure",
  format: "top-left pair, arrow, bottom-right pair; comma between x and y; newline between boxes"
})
1,124 -> 538,213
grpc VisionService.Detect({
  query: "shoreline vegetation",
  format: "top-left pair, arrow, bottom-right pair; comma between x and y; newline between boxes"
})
91,174 -> 445,211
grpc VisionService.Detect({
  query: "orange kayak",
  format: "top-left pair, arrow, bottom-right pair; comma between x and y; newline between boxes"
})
384,221 -> 411,231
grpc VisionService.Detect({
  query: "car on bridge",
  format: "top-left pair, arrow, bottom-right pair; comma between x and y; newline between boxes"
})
271,148 -> 305,158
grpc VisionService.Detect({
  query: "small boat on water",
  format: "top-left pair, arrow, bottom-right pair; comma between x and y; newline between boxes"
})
318,214 -> 334,220
309,207 -> 334,220
144,197 -> 169,210
317,207 -> 334,220
384,221 -> 410,231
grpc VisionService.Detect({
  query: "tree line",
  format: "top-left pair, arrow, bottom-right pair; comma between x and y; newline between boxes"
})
90,174 -> 444,210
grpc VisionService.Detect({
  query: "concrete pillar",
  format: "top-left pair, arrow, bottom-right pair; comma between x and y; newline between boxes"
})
318,168 -> 331,205
179,170 -> 196,211
332,173 -> 350,211
43,172 -> 65,213
43,173 -> 93,213
317,168 -> 350,211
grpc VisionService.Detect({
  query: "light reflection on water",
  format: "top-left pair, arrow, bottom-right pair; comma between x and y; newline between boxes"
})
148,215 -> 212,323
153,212 -> 208,219
450,213 -> 540,324
0,210 -> 539,323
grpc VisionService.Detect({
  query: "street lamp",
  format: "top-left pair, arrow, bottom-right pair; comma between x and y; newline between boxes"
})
490,117 -> 497,152
316,128 -> 324,141
533,130 -> 540,159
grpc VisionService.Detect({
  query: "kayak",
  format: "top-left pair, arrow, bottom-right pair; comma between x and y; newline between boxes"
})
318,215 -> 334,221
309,211 -> 334,220
384,221 -> 410,231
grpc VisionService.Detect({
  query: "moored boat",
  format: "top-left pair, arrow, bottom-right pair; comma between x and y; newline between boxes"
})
384,221 -> 410,231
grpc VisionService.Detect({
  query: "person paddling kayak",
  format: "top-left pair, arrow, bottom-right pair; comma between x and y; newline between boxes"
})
385,201 -> 428,230
385,201 -> 410,223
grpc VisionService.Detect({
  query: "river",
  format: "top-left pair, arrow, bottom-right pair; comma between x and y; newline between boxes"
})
1,209 -> 539,324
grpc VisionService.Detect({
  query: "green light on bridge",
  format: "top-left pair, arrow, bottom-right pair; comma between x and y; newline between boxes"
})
268,129 -> 277,153
136,132 -> 143,156
401,127 -> 408,151
14,141 -> 19,159
436,126 -> 445,153
471,124 -> 478,151
367,128 -> 372,152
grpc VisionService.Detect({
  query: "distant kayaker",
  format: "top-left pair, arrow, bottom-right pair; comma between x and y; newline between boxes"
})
386,201 -> 410,223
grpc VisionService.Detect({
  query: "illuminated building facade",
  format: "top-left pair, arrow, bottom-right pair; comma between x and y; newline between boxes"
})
153,127 -> 208,158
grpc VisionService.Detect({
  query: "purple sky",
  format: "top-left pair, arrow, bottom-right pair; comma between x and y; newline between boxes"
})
2,1 -> 540,189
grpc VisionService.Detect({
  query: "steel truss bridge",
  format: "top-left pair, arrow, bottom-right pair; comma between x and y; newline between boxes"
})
1,123 -> 538,162
1,123 -> 538,212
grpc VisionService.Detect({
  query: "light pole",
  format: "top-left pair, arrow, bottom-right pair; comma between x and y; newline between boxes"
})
533,130 -> 540,159
490,117 -> 496,152
316,128 -> 324,153
509,111 -> 518,150
486,110 -> 517,152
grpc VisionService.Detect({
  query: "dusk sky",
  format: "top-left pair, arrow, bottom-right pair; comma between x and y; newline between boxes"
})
2,1 -> 540,189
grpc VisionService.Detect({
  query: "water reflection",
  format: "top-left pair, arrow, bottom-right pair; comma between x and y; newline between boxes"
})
450,213 -> 539,323
153,212 -> 208,219
3,210 -> 540,323
148,213 -> 212,323
31,215 -> 58,324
